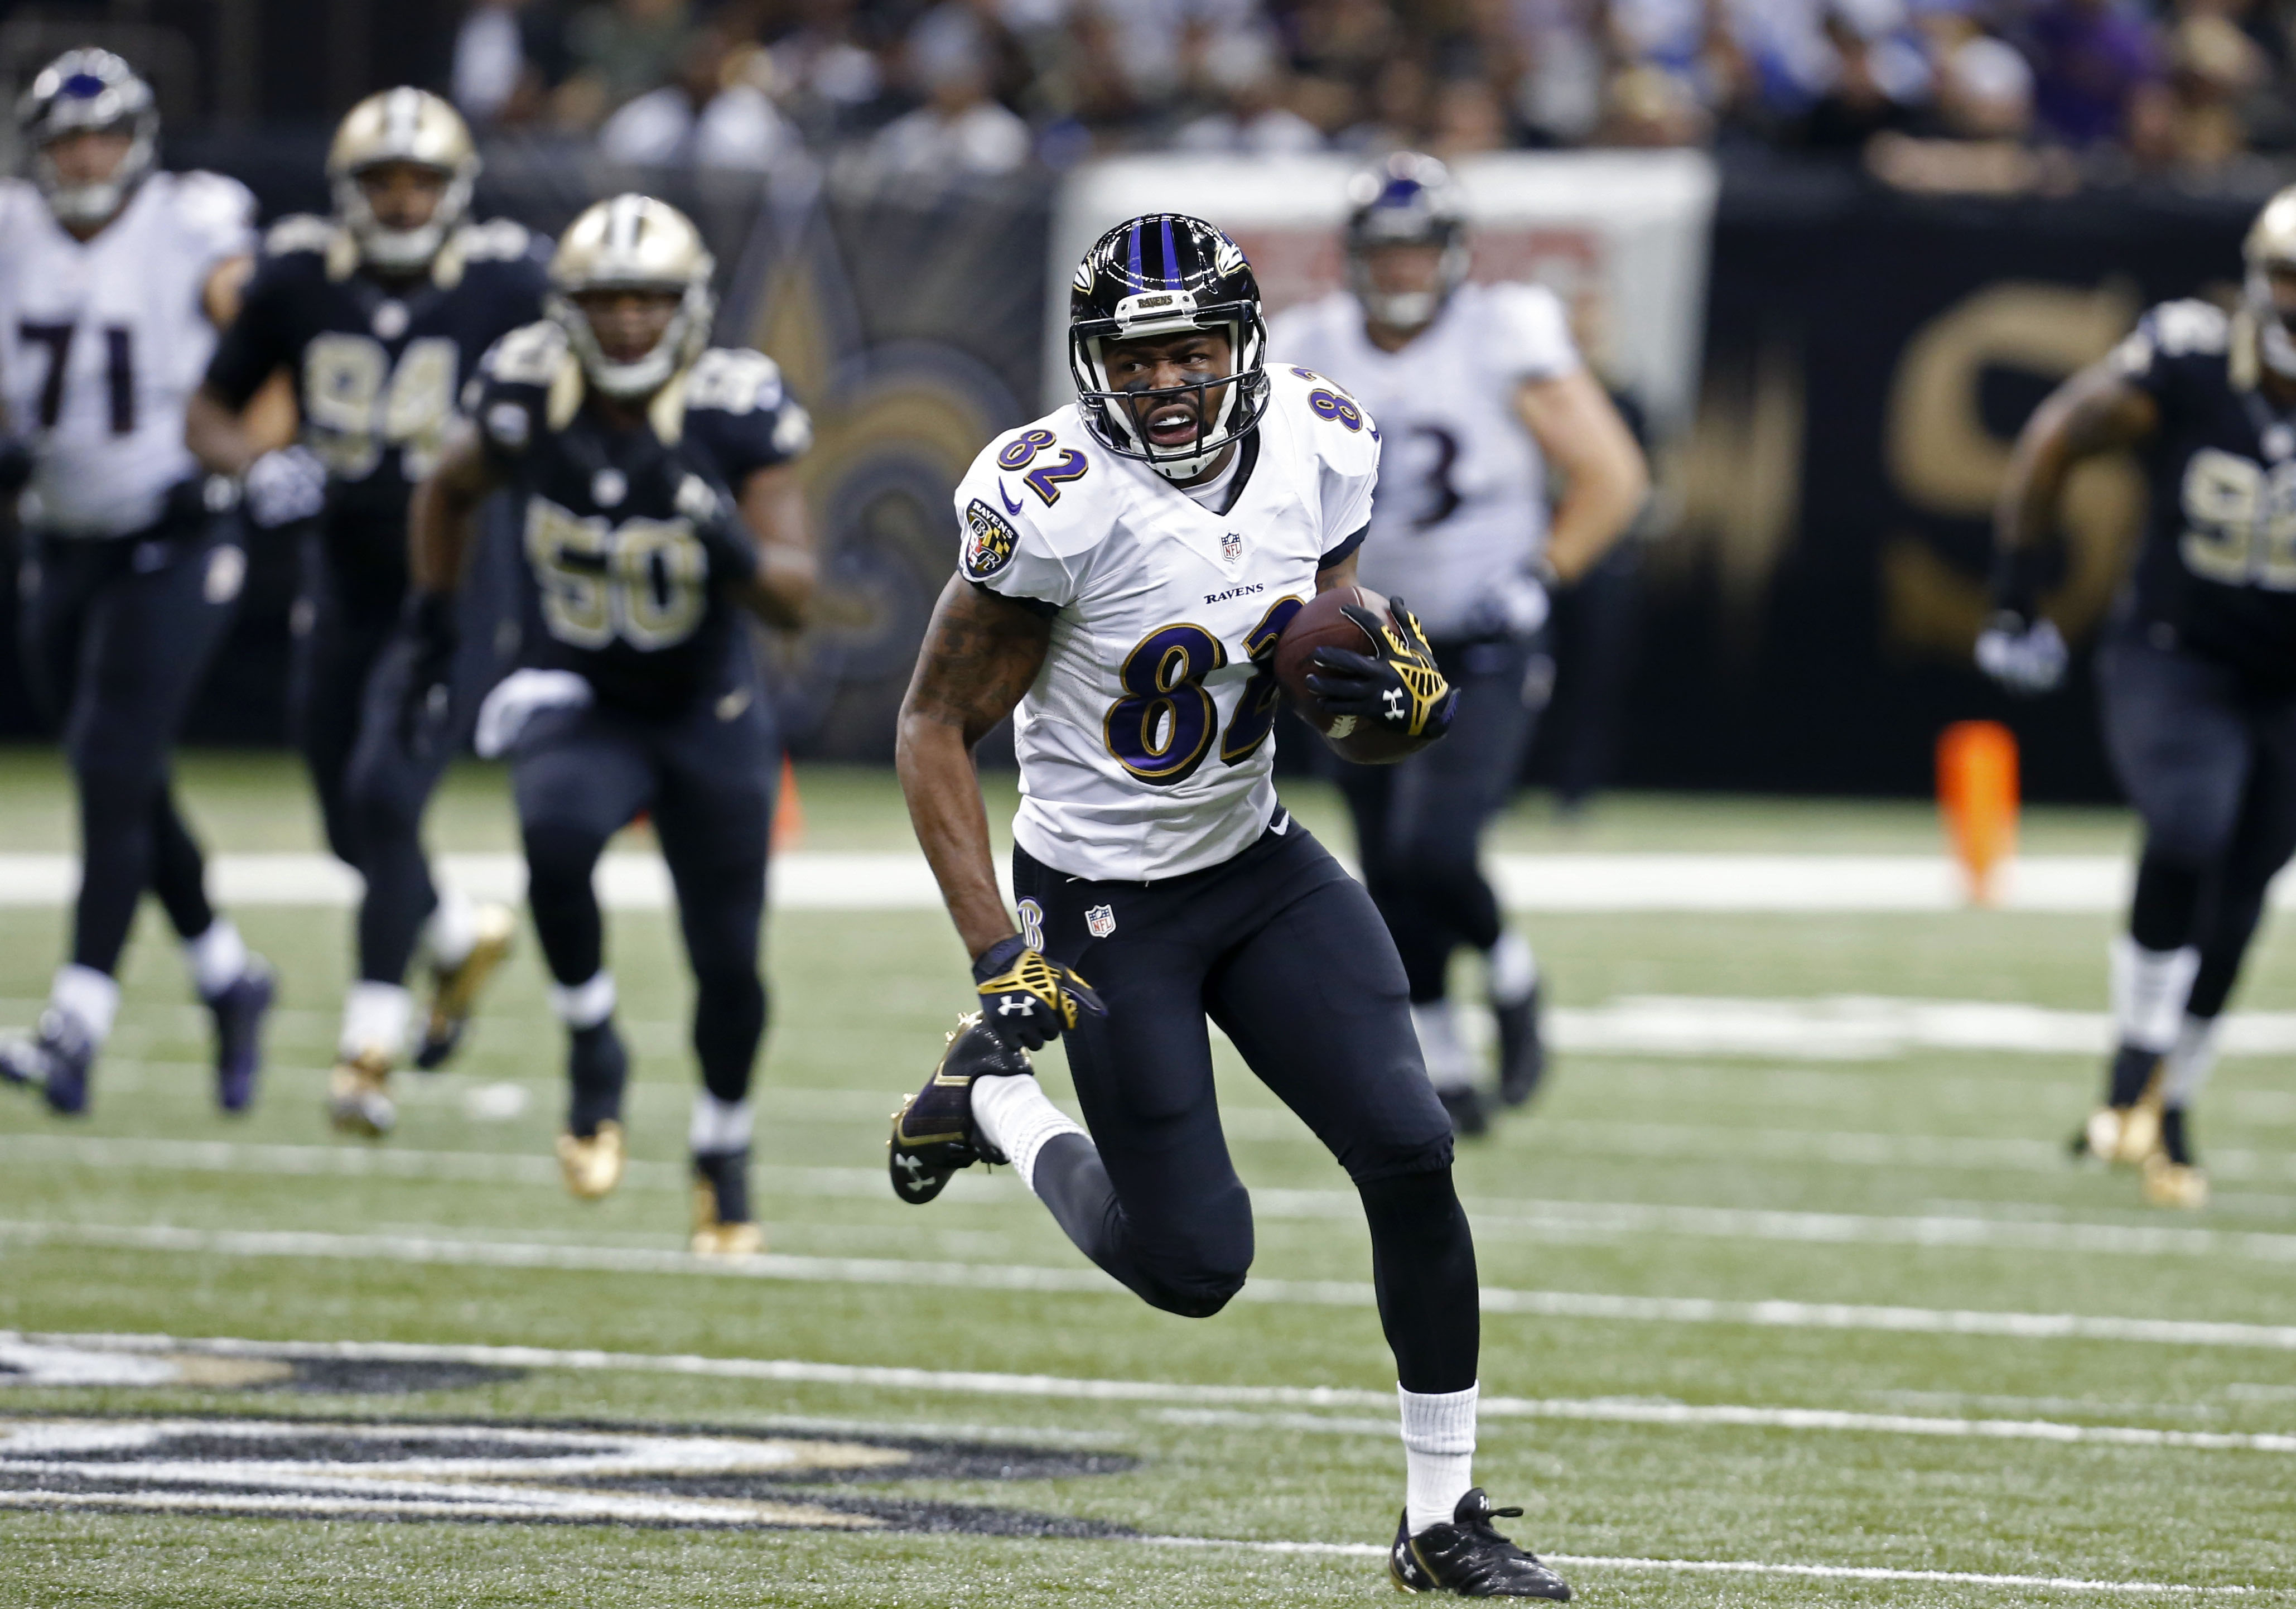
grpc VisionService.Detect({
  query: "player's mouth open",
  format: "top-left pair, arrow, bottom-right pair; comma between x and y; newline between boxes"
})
1142,403 -> 1200,447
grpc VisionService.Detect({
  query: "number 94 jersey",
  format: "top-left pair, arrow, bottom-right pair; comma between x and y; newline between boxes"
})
0,172 -> 255,537
2112,298 -> 2296,685
469,320 -> 811,714
958,364 -> 1378,882
203,213 -> 550,563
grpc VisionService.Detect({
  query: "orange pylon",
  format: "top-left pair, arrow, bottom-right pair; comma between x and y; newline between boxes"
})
1938,721 -> 2018,905
772,756 -> 805,852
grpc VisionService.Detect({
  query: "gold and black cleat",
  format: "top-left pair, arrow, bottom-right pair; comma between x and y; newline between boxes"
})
414,903 -> 517,1070
888,1014 -> 1023,1205
327,1047 -> 396,1138
2073,1047 -> 2165,1167
1390,1489 -> 1571,1599
557,1120 -> 626,1199
2141,1105 -> 2208,1210
691,1148 -> 764,1257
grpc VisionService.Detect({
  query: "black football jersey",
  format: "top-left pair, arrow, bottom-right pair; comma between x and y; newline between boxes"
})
469,319 -> 811,713
204,215 -> 549,569
2112,299 -> 2296,684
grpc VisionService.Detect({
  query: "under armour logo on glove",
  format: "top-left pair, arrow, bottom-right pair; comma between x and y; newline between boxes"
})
971,934 -> 1106,1053
1304,595 -> 1459,742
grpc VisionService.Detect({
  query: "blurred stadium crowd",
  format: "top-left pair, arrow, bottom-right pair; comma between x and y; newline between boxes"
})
447,0 -> 2296,190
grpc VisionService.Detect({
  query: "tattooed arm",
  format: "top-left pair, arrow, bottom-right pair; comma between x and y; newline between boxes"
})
896,576 -> 1055,959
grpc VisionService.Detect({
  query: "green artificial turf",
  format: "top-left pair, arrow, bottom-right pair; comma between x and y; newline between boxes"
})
0,751 -> 2289,1606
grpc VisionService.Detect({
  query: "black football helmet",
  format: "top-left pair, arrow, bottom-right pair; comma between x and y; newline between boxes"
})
1345,152 -> 1469,333
16,49 -> 158,228
1068,213 -> 1271,481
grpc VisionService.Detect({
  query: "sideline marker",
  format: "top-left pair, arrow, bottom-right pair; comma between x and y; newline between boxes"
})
773,757 -> 805,851
1938,721 -> 2019,905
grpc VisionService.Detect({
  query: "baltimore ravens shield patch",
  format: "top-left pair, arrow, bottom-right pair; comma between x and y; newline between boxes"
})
961,499 -> 1020,581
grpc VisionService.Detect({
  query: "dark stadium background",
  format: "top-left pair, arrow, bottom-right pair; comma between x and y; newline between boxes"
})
0,0 -> 2274,800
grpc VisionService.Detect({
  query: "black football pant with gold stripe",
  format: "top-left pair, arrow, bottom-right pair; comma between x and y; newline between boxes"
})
1012,817 -> 1479,1394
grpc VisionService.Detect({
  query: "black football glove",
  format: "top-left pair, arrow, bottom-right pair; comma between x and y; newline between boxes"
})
1304,595 -> 1459,743
971,934 -> 1106,1053
398,589 -> 460,758
671,471 -> 761,589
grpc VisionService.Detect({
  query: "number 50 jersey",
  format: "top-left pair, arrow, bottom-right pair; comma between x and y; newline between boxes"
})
468,320 -> 811,714
0,171 -> 255,537
958,364 -> 1379,883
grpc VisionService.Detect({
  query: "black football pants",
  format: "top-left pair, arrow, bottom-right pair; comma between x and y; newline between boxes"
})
17,518 -> 238,976
511,683 -> 776,1106
2097,631 -> 2296,1019
291,517 -> 518,986
1014,818 -> 1478,1393
1337,632 -> 1545,1003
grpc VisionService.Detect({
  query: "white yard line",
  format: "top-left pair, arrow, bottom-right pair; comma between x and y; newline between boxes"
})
7,1133 -> 2296,1263
5,1225 -> 2294,1349
7,1330 -> 2295,1456
0,850 -> 2240,913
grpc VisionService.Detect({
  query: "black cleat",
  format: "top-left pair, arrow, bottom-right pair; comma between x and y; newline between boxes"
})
207,960 -> 274,1115
1495,979 -> 1546,1108
1,1011 -> 97,1117
1391,1488 -> 1572,1599
1438,1083 -> 1489,1139
888,1014 -> 1021,1205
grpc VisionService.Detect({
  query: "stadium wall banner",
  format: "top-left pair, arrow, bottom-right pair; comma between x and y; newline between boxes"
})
1045,152 -> 1720,434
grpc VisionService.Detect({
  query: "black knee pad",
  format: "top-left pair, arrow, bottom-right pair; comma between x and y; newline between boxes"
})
1131,1258 -> 1250,1319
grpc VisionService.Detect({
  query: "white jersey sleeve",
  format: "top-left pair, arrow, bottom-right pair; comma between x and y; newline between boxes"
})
1482,282 -> 1579,386
168,171 -> 259,276
1268,361 -> 1381,561
952,421 -> 1107,610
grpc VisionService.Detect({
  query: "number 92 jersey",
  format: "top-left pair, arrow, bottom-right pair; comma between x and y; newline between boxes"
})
2112,298 -> 2296,684
469,320 -> 811,714
0,171 -> 255,537
958,364 -> 1379,882
203,214 -> 550,567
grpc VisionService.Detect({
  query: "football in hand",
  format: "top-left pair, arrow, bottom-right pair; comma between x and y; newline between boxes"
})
1272,585 -> 1424,765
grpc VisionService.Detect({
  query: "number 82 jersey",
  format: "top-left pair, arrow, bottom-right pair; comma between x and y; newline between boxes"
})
958,364 -> 1379,882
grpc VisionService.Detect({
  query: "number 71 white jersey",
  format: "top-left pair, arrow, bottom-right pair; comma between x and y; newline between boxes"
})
957,364 -> 1379,883
0,172 -> 255,537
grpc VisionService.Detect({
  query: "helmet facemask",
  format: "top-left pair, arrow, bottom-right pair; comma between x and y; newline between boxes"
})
1072,294 -> 1271,483
552,281 -> 715,400
1344,153 -> 1469,334
21,51 -> 159,229
336,162 -> 472,274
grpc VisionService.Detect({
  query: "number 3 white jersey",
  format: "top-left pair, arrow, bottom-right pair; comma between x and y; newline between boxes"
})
1270,281 -> 1578,642
958,364 -> 1379,883
0,171 -> 256,537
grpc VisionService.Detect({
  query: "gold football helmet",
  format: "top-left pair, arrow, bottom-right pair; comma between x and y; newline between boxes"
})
327,87 -> 478,272
2242,185 -> 2296,383
547,194 -> 716,399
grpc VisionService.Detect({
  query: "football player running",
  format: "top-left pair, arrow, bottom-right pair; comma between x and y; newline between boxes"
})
0,51 -> 276,1115
890,215 -> 1573,1597
1271,155 -> 1648,1133
1982,186 -> 2296,1210
409,196 -> 814,1252
186,89 -> 546,1138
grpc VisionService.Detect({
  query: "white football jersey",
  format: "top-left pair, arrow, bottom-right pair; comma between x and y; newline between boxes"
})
956,365 -> 1379,883
1270,281 -> 1578,641
0,171 -> 256,537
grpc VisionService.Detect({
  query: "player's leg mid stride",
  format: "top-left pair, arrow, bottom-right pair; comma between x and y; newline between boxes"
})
405,194 -> 814,1251
890,214 -> 1569,1596
0,51 -> 275,1117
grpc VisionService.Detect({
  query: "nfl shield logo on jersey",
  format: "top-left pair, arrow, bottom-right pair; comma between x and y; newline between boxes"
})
1086,904 -> 1117,939
1222,531 -> 1243,565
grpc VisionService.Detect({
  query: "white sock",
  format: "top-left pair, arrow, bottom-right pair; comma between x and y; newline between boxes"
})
2162,1013 -> 2224,1109
183,917 -> 249,1000
339,982 -> 412,1060
425,889 -> 481,971
1412,1001 -> 1476,1092
2110,936 -> 2199,1054
690,1090 -> 754,1154
547,971 -> 616,1030
1400,1381 -> 1478,1535
1487,930 -> 1538,1008
969,1072 -> 1086,1191
50,965 -> 120,1046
